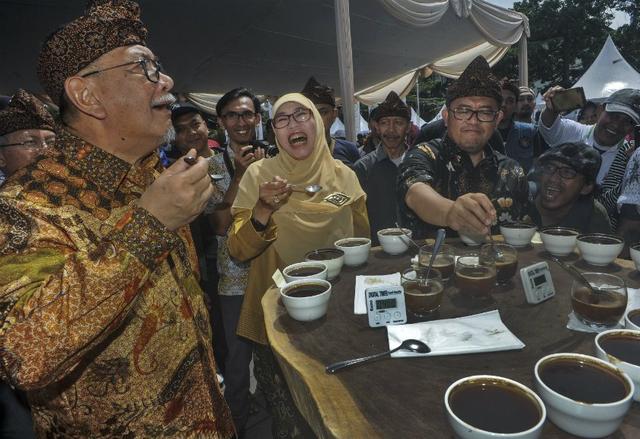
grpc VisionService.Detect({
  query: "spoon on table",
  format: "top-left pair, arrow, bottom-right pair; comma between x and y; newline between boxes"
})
551,258 -> 597,297
325,339 -> 430,374
290,184 -> 322,195
425,228 -> 446,280
183,155 -> 224,182
394,222 -> 421,249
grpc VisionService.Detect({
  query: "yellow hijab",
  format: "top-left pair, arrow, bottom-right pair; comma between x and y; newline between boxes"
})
232,93 -> 365,265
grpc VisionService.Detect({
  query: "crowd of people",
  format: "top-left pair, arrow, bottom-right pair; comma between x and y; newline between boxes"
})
1,1 -> 640,439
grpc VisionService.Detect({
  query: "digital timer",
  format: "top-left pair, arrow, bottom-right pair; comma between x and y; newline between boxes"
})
365,285 -> 407,327
520,261 -> 555,304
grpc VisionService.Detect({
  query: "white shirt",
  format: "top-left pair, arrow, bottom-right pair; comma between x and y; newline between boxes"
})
538,116 -> 621,184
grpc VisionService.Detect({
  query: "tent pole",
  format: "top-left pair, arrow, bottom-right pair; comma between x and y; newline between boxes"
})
416,73 -> 420,119
335,0 -> 356,141
518,34 -> 528,87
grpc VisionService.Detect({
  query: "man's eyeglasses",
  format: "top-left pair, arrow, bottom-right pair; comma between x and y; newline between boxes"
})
272,108 -> 312,128
81,58 -> 163,83
1,137 -> 55,149
450,107 -> 499,122
541,163 -> 578,179
222,111 -> 257,123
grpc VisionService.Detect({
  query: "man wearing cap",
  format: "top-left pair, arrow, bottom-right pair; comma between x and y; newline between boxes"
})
497,79 -> 538,171
616,147 -> 640,257
0,90 -> 55,188
354,91 -> 410,243
399,56 -> 529,239
0,89 -> 55,439
540,87 -> 640,228
515,86 -> 536,123
529,142 -> 611,233
301,77 -> 361,166
0,1 -> 234,437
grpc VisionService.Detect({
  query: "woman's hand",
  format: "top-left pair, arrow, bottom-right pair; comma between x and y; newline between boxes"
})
253,176 -> 293,225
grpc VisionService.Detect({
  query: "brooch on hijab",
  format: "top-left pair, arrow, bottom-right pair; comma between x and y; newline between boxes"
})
324,192 -> 350,207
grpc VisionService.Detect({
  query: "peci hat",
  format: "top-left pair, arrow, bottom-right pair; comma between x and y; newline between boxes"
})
373,91 -> 410,121
37,0 -> 148,105
538,142 -> 602,184
604,88 -> 640,124
301,77 -> 336,107
0,89 -> 56,137
446,56 -> 502,107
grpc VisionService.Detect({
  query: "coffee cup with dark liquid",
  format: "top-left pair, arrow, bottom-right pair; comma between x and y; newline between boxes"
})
480,243 -> 518,285
283,261 -> 328,283
445,375 -> 546,438
625,308 -> 640,331
280,279 -> 332,322
596,329 -> 640,401
534,353 -> 634,437
401,268 -> 444,317
455,255 -> 496,297
419,244 -> 455,281
570,272 -> 627,328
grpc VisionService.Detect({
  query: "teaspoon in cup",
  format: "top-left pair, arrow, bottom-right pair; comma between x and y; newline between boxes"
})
325,339 -> 430,374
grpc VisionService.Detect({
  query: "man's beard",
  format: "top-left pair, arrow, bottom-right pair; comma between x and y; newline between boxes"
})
160,125 -> 176,146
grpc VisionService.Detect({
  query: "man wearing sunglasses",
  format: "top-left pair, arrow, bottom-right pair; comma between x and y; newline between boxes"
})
400,56 -> 529,239
529,142 -> 611,233
0,1 -> 234,438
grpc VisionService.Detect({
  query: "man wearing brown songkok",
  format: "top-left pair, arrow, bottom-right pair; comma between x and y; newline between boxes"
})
301,76 -> 361,166
399,56 -> 529,239
0,89 -> 55,188
354,91 -> 410,243
0,1 -> 234,438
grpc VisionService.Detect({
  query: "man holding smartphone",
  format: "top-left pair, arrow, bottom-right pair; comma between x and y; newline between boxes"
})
539,87 -> 640,228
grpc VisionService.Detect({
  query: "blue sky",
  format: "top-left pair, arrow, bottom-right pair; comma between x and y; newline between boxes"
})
489,0 -> 630,29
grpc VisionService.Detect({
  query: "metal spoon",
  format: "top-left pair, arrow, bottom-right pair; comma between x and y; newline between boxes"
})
488,233 -> 504,259
551,258 -> 596,295
394,222 -> 421,249
291,184 -> 322,195
182,156 -> 225,183
325,339 -> 430,374
425,228 -> 446,280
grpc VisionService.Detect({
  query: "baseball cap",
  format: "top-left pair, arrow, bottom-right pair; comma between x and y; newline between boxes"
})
171,102 -> 202,122
604,88 -> 640,124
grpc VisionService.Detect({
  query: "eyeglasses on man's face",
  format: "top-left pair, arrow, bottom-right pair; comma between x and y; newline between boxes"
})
222,111 -> 257,123
541,162 -> 579,179
271,108 -> 312,129
1,136 -> 56,150
81,58 -> 164,83
450,107 -> 499,122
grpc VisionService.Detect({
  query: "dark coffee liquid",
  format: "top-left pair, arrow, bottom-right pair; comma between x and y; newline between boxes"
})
433,259 -> 455,280
381,230 -> 404,236
572,287 -> 627,325
495,256 -> 518,284
629,309 -> 640,327
543,229 -> 578,237
600,334 -> 640,366
339,239 -> 369,247
449,380 -> 541,434
286,285 -> 327,298
287,266 -> 323,277
539,358 -> 628,403
403,281 -> 443,314
579,236 -> 622,245
503,223 -> 535,230
455,267 -> 496,296
307,249 -> 343,260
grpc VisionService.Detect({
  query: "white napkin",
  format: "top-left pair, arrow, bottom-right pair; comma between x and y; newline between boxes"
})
387,310 -> 525,358
354,273 -> 401,314
567,287 -> 640,333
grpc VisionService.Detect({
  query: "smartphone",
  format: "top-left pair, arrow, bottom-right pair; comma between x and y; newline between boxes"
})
551,87 -> 586,113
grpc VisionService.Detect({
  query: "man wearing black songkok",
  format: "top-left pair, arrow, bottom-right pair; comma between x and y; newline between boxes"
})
354,91 -> 410,243
301,76 -> 361,166
399,56 -> 529,239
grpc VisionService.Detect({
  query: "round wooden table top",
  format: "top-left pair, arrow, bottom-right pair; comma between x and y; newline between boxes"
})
262,239 -> 640,439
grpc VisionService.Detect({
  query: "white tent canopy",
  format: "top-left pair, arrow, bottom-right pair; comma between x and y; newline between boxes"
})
573,36 -> 640,100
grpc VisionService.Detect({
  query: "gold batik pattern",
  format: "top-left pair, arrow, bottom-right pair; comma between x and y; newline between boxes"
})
0,130 -> 234,438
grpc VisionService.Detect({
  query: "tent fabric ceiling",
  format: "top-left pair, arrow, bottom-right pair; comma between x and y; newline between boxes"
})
1,0 -> 526,103
573,35 -> 640,100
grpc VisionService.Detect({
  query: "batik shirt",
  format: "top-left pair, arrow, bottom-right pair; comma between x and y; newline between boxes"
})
0,130 -> 234,438
398,135 -> 529,238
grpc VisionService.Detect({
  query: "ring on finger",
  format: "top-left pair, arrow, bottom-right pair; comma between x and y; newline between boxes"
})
273,195 -> 280,204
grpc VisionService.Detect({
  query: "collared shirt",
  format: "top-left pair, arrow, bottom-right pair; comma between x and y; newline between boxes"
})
330,138 -> 362,167
0,129 -> 234,438
398,135 -> 529,239
354,143 -> 405,244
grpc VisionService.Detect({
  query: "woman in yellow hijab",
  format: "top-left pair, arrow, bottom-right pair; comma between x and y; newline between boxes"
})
227,93 -> 369,437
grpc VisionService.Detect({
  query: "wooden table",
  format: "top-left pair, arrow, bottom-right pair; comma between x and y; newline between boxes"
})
262,240 -> 640,438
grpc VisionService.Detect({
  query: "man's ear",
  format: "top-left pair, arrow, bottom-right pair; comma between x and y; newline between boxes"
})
64,76 -> 107,119
442,107 -> 449,127
0,150 -> 6,169
580,181 -> 595,196
495,109 -> 504,126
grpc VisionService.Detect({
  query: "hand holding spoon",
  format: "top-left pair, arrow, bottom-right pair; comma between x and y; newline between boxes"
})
325,339 -> 430,374
183,155 -> 224,182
